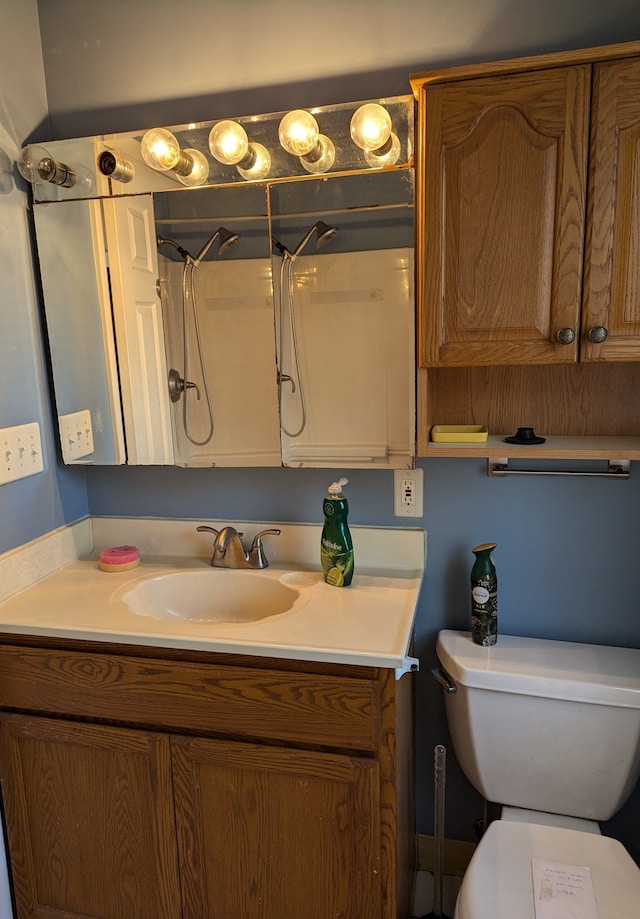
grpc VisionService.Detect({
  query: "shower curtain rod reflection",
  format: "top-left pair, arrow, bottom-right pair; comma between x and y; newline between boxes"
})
155,201 -> 411,229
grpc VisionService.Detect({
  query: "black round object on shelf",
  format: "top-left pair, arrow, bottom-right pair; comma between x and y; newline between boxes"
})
504,427 -> 546,445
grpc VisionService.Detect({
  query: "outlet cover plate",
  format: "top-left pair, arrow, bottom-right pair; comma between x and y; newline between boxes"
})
394,468 -> 423,518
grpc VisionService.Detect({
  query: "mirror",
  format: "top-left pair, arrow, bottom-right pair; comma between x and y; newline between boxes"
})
270,171 -> 415,467
155,184 -> 281,467
26,98 -> 415,468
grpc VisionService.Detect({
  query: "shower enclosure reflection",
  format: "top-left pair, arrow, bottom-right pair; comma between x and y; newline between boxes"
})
154,185 -> 281,466
270,171 -> 415,467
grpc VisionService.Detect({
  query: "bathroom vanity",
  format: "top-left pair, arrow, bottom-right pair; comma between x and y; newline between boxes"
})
0,521 -> 424,919
0,638 -> 413,919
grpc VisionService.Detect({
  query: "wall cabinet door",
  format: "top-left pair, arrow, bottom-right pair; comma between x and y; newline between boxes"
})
582,56 -> 640,361
172,735 -> 381,919
417,65 -> 590,367
0,714 -> 181,919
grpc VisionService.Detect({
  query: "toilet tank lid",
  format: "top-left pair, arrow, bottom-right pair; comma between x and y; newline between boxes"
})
437,630 -> 640,708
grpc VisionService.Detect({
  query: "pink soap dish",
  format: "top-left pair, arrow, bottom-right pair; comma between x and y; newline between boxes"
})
99,545 -> 140,572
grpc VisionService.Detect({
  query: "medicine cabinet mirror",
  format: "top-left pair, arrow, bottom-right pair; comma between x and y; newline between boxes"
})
24,97 -> 415,468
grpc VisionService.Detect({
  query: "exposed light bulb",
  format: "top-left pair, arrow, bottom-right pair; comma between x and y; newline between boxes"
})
350,103 -> 401,167
237,143 -> 271,181
176,148 -> 209,186
350,103 -> 392,151
140,128 -> 182,171
364,132 -> 401,168
279,110 -> 319,156
17,143 -> 94,191
300,135 -> 335,174
140,129 -> 209,186
209,120 -> 249,165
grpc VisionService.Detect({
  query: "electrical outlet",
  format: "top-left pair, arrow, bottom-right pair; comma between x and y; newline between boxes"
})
394,468 -> 423,518
0,422 -> 44,485
59,410 -> 94,463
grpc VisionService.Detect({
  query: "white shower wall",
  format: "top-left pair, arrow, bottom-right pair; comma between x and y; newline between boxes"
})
278,247 -> 415,467
160,256 -> 281,466
159,247 -> 414,468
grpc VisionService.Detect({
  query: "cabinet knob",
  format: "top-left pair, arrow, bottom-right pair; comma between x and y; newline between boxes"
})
556,328 -> 576,345
587,326 -> 608,343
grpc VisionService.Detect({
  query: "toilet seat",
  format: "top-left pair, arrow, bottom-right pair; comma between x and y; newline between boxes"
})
455,820 -> 640,919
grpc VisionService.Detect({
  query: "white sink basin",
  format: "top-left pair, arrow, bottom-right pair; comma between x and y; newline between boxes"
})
121,569 -> 301,624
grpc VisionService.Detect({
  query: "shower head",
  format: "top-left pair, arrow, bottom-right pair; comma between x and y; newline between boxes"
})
315,220 -> 339,247
193,226 -> 240,265
156,235 -> 192,262
291,220 -> 339,259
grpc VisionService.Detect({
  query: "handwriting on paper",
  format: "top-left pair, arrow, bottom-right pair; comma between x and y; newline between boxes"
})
531,858 -> 598,919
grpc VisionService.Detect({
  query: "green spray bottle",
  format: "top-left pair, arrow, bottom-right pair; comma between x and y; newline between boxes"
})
470,542 -> 497,646
321,477 -> 354,587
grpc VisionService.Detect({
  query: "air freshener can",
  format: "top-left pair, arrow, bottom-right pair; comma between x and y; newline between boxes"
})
470,542 -> 497,646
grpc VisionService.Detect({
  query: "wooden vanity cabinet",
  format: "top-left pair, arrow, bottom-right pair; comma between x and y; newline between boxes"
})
0,638 -> 414,919
411,41 -> 640,456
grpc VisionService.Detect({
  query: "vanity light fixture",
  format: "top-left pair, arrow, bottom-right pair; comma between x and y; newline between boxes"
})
349,103 -> 401,168
97,150 -> 134,183
140,127 -> 209,186
278,110 -> 336,175
17,144 -> 93,190
208,120 -> 271,181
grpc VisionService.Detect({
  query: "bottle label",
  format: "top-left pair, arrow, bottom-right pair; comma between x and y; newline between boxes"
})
471,575 -> 497,646
321,539 -> 354,587
472,585 -> 490,604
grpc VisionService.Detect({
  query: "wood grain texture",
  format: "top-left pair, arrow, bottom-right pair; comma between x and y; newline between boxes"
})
417,65 -> 589,368
410,39 -> 640,90
0,637 -> 415,919
0,645 -> 380,752
417,362 -> 640,454
414,44 -> 640,458
173,736 -> 381,919
0,714 -> 181,919
582,56 -> 640,361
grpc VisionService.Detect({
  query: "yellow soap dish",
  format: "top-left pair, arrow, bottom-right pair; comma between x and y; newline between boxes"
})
430,425 -> 489,443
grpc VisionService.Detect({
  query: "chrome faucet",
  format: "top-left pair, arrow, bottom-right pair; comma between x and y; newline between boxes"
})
196,525 -> 281,569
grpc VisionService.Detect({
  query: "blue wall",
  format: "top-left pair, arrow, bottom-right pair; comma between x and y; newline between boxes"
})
5,0 -> 638,862
0,1 -> 88,555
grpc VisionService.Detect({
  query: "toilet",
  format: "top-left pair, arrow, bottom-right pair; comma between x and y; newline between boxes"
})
435,629 -> 640,918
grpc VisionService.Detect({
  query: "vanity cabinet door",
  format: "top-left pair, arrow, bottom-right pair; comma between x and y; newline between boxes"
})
172,735 -> 381,919
416,65 -> 589,367
581,56 -> 640,361
0,714 -> 181,919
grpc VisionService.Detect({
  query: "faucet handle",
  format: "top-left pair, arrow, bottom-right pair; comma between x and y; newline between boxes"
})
249,528 -> 281,569
196,525 -> 219,539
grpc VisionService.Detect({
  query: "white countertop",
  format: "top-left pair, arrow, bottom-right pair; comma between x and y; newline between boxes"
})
0,519 -> 426,672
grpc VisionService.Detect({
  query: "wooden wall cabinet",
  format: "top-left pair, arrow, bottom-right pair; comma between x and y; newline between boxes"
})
0,639 -> 414,919
411,41 -> 640,458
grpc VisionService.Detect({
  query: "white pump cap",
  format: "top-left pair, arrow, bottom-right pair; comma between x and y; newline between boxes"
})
328,477 -> 349,495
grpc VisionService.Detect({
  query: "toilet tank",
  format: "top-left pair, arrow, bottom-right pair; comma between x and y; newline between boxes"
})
436,630 -> 640,821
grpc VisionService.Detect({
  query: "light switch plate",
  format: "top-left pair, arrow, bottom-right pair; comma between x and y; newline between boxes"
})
0,422 -> 44,485
59,410 -> 94,463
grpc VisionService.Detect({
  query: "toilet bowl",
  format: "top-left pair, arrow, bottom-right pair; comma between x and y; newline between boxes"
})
454,819 -> 640,919
435,630 -> 640,919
